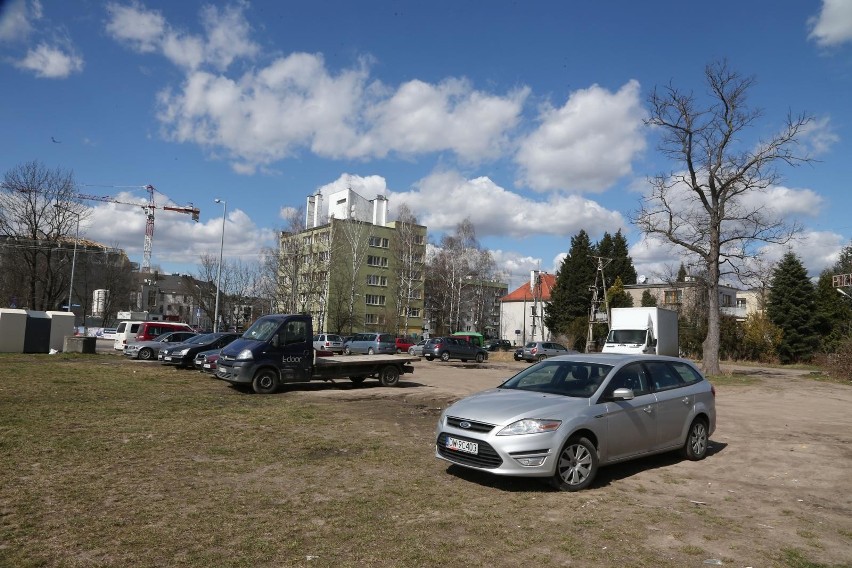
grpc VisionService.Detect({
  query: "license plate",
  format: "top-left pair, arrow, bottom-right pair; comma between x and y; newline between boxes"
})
203,363 -> 213,369
164,356 -> 172,361
446,437 -> 478,454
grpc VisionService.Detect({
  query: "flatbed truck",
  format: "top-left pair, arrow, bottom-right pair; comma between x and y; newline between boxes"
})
216,314 -> 417,394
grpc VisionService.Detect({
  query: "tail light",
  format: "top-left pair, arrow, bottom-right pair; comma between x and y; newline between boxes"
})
711,384 -> 716,398
531,347 -> 538,355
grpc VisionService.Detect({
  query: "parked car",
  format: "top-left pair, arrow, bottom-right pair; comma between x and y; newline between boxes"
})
408,339 -> 428,356
423,337 -> 488,363
520,341 -> 575,362
313,333 -> 344,354
435,353 -> 716,491
123,331 -> 198,360
343,332 -> 396,355
134,321 -> 194,342
194,348 -> 222,374
513,347 -> 524,361
395,336 -> 415,354
485,339 -> 513,352
159,333 -> 241,368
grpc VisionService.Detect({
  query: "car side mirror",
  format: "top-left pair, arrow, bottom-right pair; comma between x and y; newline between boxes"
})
271,334 -> 280,348
611,387 -> 635,400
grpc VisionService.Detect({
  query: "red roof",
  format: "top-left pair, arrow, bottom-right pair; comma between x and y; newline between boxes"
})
501,273 -> 556,302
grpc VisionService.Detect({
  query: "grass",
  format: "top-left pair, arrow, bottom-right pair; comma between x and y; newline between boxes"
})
0,353 -> 847,567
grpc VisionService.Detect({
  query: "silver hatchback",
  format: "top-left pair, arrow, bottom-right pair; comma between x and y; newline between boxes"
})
435,353 -> 716,491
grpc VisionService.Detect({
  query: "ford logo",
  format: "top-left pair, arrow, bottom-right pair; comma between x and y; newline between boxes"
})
459,421 -> 471,429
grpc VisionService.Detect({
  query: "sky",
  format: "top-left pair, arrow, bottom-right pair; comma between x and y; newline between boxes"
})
1,0 -> 851,291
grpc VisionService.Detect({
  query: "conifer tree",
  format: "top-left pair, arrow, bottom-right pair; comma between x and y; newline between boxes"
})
814,270 -> 852,352
766,252 -> 819,363
606,276 -> 634,309
544,230 -> 595,336
641,289 -> 657,307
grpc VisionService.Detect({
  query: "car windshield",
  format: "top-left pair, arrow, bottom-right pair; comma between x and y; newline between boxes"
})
242,319 -> 281,342
607,329 -> 647,344
185,333 -> 216,344
499,360 -> 614,398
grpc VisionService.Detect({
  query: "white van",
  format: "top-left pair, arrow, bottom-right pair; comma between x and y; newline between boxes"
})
113,321 -> 145,350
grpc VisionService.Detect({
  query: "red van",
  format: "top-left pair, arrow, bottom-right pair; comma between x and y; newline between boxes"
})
134,321 -> 194,342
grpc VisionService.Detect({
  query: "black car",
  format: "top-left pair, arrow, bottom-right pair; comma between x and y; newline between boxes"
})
485,339 -> 513,352
159,333 -> 241,368
423,337 -> 488,363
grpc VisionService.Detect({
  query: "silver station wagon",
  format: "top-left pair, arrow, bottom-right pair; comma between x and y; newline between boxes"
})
435,353 -> 716,491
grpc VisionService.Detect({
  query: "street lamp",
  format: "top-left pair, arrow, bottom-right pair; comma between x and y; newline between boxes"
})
55,204 -> 80,320
213,198 -> 226,333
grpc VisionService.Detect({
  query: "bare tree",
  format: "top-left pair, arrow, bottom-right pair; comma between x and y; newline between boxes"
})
333,217 -> 370,334
390,204 -> 425,336
0,160 -> 87,310
632,60 -> 812,374
426,219 -> 495,335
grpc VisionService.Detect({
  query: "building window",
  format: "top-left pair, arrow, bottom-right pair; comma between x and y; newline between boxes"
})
365,294 -> 386,306
367,255 -> 388,268
737,298 -> 747,309
414,235 -> 425,244
407,307 -> 421,318
721,293 -> 733,307
369,236 -> 389,248
364,313 -> 386,325
366,275 -> 388,287
663,289 -> 683,304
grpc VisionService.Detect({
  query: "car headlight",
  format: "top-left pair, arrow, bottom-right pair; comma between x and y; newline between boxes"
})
176,348 -> 189,356
497,419 -> 562,436
236,349 -> 254,361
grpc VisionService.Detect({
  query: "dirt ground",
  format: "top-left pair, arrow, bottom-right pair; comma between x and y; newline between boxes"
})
278,357 -> 852,566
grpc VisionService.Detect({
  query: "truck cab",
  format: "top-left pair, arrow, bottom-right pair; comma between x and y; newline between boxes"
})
216,314 -> 314,393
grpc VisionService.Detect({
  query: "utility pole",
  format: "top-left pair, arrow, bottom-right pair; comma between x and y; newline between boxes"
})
586,256 -> 612,353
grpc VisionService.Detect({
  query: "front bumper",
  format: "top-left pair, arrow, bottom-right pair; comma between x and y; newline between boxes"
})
435,417 -> 559,478
215,361 -> 256,384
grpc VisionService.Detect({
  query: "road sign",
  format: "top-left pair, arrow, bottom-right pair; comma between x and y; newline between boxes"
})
832,273 -> 852,288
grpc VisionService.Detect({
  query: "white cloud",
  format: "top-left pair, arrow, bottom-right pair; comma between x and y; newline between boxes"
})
515,80 -> 647,192
801,116 -> 839,156
105,1 -> 166,53
808,0 -> 852,47
15,42 -> 83,78
738,185 -> 823,218
154,54 -> 527,169
756,231 -> 848,277
0,0 -> 41,42
83,193 -> 275,267
388,170 -> 626,238
105,1 -> 258,70
355,78 -> 529,161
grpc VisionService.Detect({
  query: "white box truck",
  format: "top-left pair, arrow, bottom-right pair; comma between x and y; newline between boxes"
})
601,307 -> 679,356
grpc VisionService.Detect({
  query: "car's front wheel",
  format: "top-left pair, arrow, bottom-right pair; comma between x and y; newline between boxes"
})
681,418 -> 709,460
344,346 -> 351,355
551,436 -> 598,492
252,369 -> 280,395
475,353 -> 485,363
138,348 -> 153,360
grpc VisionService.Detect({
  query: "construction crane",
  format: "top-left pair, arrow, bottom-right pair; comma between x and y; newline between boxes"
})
13,183 -> 200,272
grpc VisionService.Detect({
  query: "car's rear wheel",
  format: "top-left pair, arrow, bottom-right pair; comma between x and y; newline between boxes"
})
551,436 -> 598,492
252,369 -> 280,394
440,351 -> 450,362
378,365 -> 400,387
681,418 -> 709,460
138,348 -> 153,360
537,354 -> 547,361
367,347 -> 375,355
475,353 -> 485,363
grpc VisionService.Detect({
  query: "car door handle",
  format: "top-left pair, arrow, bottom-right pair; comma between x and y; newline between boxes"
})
682,397 -> 691,405
643,405 -> 653,414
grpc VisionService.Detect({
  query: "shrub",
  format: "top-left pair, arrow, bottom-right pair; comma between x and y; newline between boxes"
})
822,337 -> 852,381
